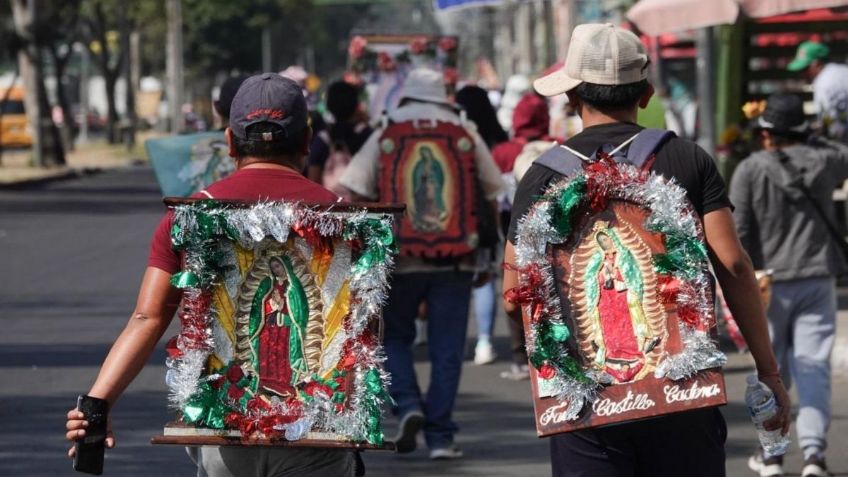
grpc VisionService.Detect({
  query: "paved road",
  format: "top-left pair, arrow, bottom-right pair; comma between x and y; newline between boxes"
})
1,166 -> 845,477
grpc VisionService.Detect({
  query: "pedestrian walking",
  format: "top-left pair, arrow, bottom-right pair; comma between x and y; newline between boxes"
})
455,84 -> 510,367
788,40 -> 848,143
307,80 -> 372,194
503,23 -> 789,477
214,75 -> 249,130
65,73 -> 361,477
731,93 -> 848,477
340,67 -> 504,460
492,91 -> 554,381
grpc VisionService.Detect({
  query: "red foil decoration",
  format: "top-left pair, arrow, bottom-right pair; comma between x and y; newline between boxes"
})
539,364 -> 557,380
177,291 -> 213,351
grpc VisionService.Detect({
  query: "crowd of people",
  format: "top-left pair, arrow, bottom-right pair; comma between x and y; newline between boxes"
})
62,18 -> 848,477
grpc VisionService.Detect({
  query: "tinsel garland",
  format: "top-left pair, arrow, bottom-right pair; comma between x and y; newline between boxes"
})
166,200 -> 396,445
509,156 -> 726,419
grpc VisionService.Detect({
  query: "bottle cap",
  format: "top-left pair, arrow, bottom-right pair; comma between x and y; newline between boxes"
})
746,374 -> 759,386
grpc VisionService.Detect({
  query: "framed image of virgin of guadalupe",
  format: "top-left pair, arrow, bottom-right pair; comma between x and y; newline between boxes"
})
150,199 -> 403,449
507,153 -> 728,436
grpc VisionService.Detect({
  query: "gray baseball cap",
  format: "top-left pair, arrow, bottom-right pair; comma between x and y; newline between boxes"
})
229,73 -> 308,141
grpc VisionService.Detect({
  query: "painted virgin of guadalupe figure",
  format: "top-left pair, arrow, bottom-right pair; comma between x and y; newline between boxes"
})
585,229 -> 659,383
412,145 -> 448,232
249,256 -> 311,396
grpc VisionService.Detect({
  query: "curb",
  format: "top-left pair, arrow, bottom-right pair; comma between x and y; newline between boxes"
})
0,162 -> 138,189
0,168 -> 81,189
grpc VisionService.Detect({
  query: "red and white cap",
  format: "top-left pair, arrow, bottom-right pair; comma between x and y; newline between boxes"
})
534,23 -> 649,97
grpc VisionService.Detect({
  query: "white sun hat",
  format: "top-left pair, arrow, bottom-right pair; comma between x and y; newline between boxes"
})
398,67 -> 454,107
534,23 -> 649,97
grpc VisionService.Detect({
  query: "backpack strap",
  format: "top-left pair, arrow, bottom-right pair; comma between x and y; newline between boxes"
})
624,129 -> 676,169
534,144 -> 587,177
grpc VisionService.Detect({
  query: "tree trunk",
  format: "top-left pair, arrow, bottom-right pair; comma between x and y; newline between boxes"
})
119,8 -> 135,149
10,0 -> 65,166
103,70 -> 119,144
50,47 -> 75,151
92,2 -> 123,144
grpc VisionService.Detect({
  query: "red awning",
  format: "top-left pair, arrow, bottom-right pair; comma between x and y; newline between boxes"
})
628,0 -> 848,35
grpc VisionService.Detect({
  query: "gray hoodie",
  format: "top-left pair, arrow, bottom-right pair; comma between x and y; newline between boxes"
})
729,140 -> 848,281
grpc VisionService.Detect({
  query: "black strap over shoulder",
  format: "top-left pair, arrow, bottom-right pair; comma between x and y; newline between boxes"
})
625,129 -> 676,168
534,145 -> 585,178
534,128 -> 676,177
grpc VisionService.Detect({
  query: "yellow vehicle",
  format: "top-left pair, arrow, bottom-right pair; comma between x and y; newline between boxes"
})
0,86 -> 32,147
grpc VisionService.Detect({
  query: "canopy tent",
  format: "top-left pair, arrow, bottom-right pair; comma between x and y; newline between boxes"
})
627,0 -> 848,35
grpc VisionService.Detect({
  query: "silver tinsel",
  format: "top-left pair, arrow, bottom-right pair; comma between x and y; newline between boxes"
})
654,324 -> 728,380
512,164 -> 726,417
167,349 -> 210,409
167,201 -> 396,441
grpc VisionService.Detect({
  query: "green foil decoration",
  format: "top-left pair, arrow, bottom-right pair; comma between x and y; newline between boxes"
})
349,218 -> 397,277
550,322 -> 571,342
183,382 -> 229,429
549,177 -> 587,237
365,368 -> 384,396
170,271 -> 200,289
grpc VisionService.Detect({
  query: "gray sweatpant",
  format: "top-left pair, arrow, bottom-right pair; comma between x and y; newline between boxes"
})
187,446 -> 357,477
768,276 -> 836,454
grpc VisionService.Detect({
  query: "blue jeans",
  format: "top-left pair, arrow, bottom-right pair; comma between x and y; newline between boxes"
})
768,277 -> 836,454
382,270 -> 473,449
473,279 -> 496,340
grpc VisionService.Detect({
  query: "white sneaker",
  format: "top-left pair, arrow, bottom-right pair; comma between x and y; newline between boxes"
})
801,455 -> 830,477
500,364 -> 530,381
473,342 -> 497,365
747,452 -> 784,477
429,445 -> 463,460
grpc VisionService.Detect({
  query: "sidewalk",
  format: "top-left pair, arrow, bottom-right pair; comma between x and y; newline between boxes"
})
0,131 -> 162,186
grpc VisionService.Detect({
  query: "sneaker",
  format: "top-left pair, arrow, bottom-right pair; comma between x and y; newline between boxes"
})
392,411 -> 425,454
413,318 -> 427,347
747,451 -> 784,477
473,341 -> 497,365
429,445 -> 463,460
801,455 -> 830,477
500,363 -> 530,381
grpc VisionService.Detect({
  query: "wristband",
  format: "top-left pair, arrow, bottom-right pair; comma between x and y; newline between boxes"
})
757,371 -> 782,379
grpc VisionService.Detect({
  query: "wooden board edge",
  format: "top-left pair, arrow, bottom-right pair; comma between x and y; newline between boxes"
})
150,434 -> 396,451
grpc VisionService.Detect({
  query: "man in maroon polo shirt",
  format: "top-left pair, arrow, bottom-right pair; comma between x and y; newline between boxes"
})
65,74 -> 361,477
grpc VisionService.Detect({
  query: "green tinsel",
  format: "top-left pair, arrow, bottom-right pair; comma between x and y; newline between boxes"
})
549,177 -> 587,237
183,381 -> 231,429
347,218 -> 397,277
653,230 -> 707,280
550,322 -> 571,342
170,271 -> 200,289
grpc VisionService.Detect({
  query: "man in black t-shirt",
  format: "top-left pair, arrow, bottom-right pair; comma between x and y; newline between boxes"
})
503,23 -> 790,477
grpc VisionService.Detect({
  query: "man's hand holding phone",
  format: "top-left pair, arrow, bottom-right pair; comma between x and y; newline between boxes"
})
66,395 -> 115,475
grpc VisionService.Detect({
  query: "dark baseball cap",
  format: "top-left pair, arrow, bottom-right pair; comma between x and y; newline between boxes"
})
229,73 -> 308,141
756,93 -> 809,137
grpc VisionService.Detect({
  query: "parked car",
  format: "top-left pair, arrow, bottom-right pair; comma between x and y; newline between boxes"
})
0,86 -> 32,147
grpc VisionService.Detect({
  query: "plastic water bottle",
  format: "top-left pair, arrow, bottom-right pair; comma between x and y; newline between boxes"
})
745,374 -> 790,458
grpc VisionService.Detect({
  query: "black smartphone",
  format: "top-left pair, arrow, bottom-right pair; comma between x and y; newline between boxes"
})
73,394 -> 109,475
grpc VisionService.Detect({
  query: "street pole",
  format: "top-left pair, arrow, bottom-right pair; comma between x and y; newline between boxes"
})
120,8 -> 136,149
542,0 -> 556,68
166,0 -> 184,134
696,27 -> 716,158
11,0 -> 42,165
77,42 -> 89,145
